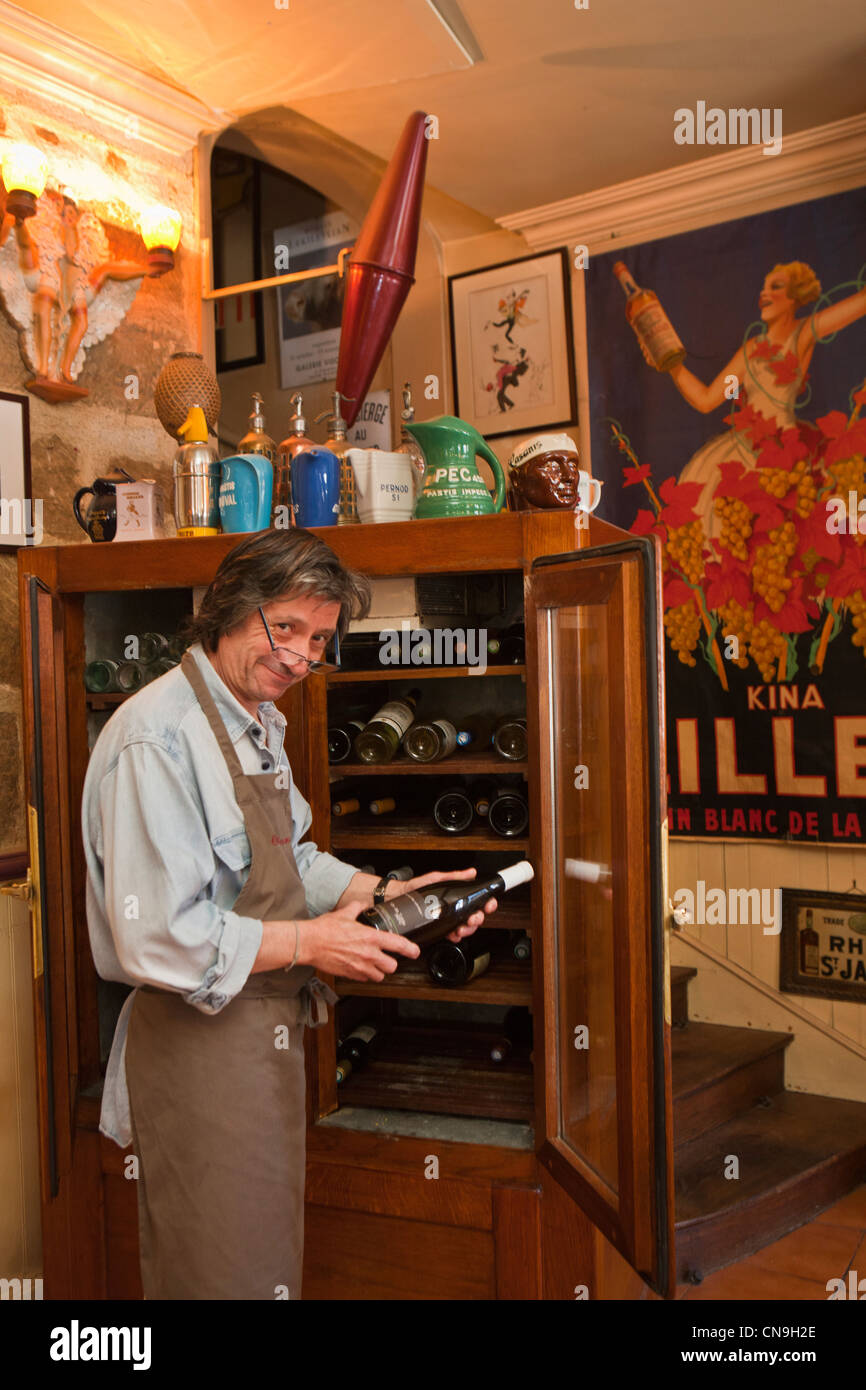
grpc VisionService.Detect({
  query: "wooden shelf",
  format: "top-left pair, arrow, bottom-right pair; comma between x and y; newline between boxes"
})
86,691 -> 132,709
336,1023 -> 534,1123
329,755 -> 527,779
331,820 -> 529,851
335,955 -> 532,1005
328,664 -> 526,684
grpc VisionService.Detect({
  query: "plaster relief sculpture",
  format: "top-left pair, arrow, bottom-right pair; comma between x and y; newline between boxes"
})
0,188 -> 147,403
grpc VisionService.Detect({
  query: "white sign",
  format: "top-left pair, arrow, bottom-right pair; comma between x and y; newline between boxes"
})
347,390 -> 392,450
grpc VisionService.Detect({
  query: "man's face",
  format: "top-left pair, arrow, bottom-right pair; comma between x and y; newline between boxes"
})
214,592 -> 341,713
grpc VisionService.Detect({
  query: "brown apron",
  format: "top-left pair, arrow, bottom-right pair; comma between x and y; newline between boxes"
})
125,651 -> 337,1300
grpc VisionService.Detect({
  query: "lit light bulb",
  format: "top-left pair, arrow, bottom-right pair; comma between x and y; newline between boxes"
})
1,142 -> 49,220
139,204 -> 182,277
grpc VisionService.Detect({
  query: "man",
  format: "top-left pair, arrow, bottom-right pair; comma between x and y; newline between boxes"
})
83,528 -> 496,1300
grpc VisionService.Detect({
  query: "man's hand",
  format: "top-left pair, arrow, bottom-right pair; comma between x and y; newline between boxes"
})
296,902 -> 421,982
394,867 -> 498,943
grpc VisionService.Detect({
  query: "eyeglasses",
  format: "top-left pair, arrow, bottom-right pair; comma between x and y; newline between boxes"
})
258,607 -> 339,674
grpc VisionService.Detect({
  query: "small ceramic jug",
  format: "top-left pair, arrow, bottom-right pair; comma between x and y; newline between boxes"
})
348,449 -> 417,523
219,454 -> 274,533
291,448 -> 341,528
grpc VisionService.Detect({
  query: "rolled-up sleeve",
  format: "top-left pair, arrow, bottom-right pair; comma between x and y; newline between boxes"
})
94,740 -> 263,1012
287,776 -> 358,916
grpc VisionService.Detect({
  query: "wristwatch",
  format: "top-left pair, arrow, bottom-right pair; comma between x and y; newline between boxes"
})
373,874 -> 391,906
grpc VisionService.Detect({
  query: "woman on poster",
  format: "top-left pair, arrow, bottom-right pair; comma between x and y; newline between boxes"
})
656,262 -> 866,536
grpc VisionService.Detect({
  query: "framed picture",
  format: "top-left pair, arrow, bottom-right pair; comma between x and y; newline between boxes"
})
0,390 -> 36,552
448,248 -> 577,439
273,210 -> 357,390
212,156 -> 265,372
779,887 -> 866,1003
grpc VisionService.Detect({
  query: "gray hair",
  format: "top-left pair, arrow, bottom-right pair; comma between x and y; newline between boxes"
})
180,528 -> 371,653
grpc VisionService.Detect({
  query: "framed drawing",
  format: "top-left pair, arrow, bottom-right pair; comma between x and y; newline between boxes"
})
779,886 -> 866,1003
0,390 -> 36,551
448,248 -> 577,439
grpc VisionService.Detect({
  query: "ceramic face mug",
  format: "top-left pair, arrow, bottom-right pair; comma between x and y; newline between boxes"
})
508,433 -> 602,515
348,449 -> 417,523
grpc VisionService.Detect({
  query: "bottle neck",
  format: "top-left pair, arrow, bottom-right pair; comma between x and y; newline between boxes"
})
614,265 -> 639,298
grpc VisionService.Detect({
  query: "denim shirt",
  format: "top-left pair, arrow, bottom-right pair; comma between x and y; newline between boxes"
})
82,642 -> 357,1146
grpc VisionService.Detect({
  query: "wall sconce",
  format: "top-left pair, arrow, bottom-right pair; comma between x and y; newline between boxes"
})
1,142 -> 49,220
140,204 -> 182,277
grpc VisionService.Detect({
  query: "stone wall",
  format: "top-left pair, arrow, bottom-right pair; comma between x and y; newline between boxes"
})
0,83 -> 202,854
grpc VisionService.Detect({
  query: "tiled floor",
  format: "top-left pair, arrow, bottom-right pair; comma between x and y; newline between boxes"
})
676,1184 -> 866,1299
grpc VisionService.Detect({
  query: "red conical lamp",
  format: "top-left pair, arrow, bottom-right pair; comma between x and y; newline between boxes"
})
336,111 -> 429,427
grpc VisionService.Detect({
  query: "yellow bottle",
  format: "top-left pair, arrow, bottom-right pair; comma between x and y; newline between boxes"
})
316,391 -> 357,525
172,405 -> 221,537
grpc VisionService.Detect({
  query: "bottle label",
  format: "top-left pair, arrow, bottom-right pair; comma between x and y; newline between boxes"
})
349,1023 -> 377,1045
632,301 -> 684,366
803,942 -> 819,972
433,720 -> 457,756
371,700 -> 416,740
467,951 -> 491,980
372,890 -> 444,935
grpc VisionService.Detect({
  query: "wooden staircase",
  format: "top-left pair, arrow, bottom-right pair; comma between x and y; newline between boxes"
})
671,964 -> 866,1285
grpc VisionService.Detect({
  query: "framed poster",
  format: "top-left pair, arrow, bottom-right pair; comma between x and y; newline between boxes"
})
585,185 -> 866,844
0,390 -> 37,551
779,887 -> 866,1003
448,249 -> 577,439
274,211 -> 357,390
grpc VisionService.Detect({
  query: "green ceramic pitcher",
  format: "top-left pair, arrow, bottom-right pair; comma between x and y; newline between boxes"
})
406,415 -> 506,519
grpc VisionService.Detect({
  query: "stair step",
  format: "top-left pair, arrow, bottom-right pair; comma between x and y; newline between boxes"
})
670,965 -> 696,1028
675,1090 -> 866,1283
672,1022 -> 793,1147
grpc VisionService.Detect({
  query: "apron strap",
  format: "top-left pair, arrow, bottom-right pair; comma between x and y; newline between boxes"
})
299,976 -> 339,1028
181,651 -> 246,779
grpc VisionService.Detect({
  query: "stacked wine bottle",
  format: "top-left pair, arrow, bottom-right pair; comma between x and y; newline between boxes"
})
84,631 -> 186,695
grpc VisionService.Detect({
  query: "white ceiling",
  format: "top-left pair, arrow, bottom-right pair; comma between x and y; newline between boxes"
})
11,0 -> 866,218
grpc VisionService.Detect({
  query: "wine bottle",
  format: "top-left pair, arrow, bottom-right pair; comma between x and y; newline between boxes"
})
354,688 -> 421,763
613,261 -> 686,372
116,661 -> 144,693
336,1021 -> 378,1073
493,716 -> 527,761
455,716 -> 494,750
328,719 -> 365,764
512,931 -> 531,961
470,779 -> 495,817
799,908 -> 819,976
433,786 -> 474,835
359,861 -> 534,947
332,797 -> 360,817
336,1057 -> 353,1084
490,1006 -> 534,1061
427,936 -> 491,986
497,633 -> 525,664
488,786 -> 529,838
384,864 -> 414,882
404,718 -> 457,763
369,797 -> 396,816
137,632 -> 169,664
84,659 -> 119,693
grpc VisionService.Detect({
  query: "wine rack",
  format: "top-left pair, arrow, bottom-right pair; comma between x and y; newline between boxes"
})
323,610 -> 534,1129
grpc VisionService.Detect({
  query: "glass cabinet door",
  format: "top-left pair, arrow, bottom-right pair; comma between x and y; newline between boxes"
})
526,537 -> 673,1296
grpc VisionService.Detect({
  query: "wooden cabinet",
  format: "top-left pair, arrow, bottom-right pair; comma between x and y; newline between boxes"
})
18,510 -> 673,1299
